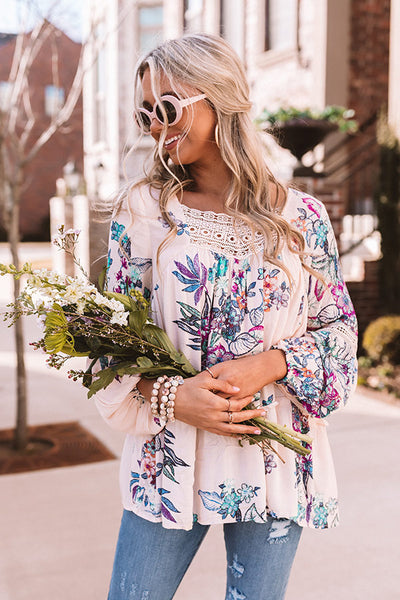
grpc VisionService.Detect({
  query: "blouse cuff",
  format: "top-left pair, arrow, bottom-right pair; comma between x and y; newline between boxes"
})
273,335 -> 329,418
94,375 -> 164,437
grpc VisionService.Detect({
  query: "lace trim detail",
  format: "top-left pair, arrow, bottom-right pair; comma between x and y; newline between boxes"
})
327,323 -> 358,349
182,205 -> 265,258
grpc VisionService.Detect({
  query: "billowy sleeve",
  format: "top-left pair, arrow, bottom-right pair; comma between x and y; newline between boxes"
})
93,193 -> 163,436
274,197 -> 358,418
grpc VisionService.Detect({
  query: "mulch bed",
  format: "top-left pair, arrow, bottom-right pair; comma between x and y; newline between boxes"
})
357,362 -> 400,402
0,421 -> 115,475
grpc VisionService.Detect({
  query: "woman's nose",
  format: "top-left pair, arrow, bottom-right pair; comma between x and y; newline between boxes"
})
150,116 -> 163,136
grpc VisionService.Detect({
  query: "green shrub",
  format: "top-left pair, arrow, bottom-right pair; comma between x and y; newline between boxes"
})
362,316 -> 400,364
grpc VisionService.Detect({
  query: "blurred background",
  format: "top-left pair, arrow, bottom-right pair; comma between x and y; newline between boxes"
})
1,1 -> 400,599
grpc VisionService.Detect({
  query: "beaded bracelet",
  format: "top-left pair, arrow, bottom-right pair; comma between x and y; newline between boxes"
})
151,375 -> 183,426
163,376 -> 184,423
151,376 -> 167,420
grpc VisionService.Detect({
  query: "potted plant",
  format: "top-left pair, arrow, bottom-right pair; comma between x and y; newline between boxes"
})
256,105 -> 358,177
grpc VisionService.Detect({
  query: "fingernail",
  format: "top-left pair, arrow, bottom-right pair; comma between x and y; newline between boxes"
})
254,429 -> 261,435
232,386 -> 240,392
260,411 -> 266,416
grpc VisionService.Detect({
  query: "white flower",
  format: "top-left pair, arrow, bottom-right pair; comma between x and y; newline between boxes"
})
75,299 -> 87,315
98,295 -> 126,313
110,311 -> 129,326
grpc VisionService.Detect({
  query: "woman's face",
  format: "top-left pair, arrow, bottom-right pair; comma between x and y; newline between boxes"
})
140,69 -> 217,166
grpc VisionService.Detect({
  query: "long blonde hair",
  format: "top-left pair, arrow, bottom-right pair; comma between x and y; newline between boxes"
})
125,33 -> 305,275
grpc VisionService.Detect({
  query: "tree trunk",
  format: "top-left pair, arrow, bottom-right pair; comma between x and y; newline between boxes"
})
8,182 -> 28,451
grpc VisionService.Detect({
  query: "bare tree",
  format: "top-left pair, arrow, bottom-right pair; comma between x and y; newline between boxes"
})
0,0 -> 134,452
0,4 -> 88,451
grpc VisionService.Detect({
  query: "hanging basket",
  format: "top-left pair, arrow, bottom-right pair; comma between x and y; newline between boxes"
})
266,118 -> 338,177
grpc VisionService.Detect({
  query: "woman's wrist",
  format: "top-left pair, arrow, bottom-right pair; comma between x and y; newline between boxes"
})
258,349 -> 288,385
136,377 -> 156,403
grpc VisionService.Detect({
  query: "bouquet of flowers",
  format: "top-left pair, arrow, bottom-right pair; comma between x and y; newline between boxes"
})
0,228 -> 312,459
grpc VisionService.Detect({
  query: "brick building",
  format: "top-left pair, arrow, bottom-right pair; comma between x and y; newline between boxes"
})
0,28 -> 83,241
83,0 -> 400,334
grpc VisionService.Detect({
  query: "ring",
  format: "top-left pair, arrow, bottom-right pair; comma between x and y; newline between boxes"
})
228,411 -> 233,424
226,399 -> 231,412
205,367 -> 216,379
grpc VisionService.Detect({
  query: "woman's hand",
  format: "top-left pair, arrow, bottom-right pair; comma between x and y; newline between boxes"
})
207,349 -> 288,399
137,371 -> 266,437
173,371 -> 266,436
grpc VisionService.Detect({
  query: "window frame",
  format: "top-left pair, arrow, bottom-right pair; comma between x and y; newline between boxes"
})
137,2 -> 164,56
183,0 -> 204,33
257,0 -> 299,66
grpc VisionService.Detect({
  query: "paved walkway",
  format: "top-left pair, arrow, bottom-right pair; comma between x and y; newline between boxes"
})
1,245 -> 399,599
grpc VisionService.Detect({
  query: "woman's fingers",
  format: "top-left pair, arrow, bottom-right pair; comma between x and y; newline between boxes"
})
201,372 -> 240,396
215,422 -> 264,437
227,407 -> 266,423
228,395 -> 260,411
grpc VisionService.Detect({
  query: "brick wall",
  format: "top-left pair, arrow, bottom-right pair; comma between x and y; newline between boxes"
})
349,0 -> 391,124
0,29 -> 83,241
346,0 -> 390,214
344,0 -> 390,340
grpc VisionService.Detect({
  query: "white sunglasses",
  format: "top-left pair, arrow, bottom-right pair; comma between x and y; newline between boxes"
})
136,93 -> 206,133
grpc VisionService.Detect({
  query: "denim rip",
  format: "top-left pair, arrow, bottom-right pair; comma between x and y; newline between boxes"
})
228,553 -> 245,579
267,519 -> 292,544
227,586 -> 247,600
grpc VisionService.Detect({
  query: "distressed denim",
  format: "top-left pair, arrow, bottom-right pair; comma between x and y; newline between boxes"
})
107,510 -> 302,600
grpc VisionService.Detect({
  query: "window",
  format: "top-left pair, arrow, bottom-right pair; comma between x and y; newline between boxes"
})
138,5 -> 163,55
183,0 -> 204,33
45,85 -> 65,117
0,81 -> 12,111
264,0 -> 297,53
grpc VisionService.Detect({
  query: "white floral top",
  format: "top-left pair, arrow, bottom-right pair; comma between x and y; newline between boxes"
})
94,185 -> 358,531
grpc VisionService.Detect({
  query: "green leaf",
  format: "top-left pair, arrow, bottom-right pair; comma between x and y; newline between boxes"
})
128,309 -> 148,335
87,336 -> 102,352
44,331 -> 68,353
142,324 -> 178,355
136,356 -> 154,368
87,368 -> 117,398
45,306 -> 67,329
98,265 -> 107,292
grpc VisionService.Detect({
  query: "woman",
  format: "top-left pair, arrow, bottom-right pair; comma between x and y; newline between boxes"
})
95,34 -> 358,600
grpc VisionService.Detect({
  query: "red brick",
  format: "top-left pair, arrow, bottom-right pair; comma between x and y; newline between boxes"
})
0,29 -> 83,240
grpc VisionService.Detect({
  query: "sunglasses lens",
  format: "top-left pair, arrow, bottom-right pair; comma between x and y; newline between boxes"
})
136,111 -> 151,132
156,99 -> 178,125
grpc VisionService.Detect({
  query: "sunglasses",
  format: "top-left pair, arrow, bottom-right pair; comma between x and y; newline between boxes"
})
136,93 -> 206,133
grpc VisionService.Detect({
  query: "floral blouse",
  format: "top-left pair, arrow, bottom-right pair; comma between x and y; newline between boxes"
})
94,185 -> 358,531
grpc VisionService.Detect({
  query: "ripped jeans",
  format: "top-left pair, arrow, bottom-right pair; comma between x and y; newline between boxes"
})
107,510 -> 302,600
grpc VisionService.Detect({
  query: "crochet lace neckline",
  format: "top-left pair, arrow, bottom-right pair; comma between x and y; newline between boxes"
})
180,203 -> 265,258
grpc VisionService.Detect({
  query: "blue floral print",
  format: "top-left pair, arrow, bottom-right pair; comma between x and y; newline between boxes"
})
275,195 -> 358,419
106,220 -> 151,299
199,481 -> 261,522
129,429 -> 189,524
103,187 -> 358,531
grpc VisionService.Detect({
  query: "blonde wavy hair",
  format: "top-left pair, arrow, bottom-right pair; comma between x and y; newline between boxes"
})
123,33 -> 306,276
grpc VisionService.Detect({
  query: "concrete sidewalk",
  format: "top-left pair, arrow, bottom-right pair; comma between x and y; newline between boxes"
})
1,251 -> 400,599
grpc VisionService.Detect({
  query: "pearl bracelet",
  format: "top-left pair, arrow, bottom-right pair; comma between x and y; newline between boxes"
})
163,376 -> 184,423
151,375 -> 183,426
151,375 -> 167,420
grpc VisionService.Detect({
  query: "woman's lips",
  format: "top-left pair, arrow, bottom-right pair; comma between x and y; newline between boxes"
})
164,133 -> 183,150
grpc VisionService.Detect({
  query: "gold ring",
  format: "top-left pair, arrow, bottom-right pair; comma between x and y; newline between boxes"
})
205,367 -> 216,379
228,411 -> 233,424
